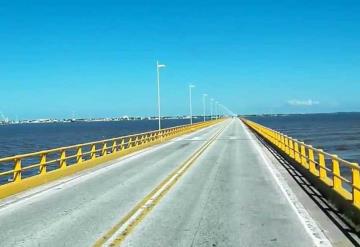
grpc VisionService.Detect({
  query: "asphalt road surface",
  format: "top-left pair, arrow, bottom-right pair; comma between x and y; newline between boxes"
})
0,119 -> 335,246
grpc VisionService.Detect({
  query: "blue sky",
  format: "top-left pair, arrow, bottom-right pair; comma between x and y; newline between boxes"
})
0,0 -> 359,119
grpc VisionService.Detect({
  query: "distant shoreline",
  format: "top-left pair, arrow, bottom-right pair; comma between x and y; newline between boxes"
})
0,116 -> 206,125
2,112 -> 360,125
242,111 -> 360,117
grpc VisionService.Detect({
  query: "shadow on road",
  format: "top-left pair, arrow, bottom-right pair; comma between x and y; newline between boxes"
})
254,133 -> 360,247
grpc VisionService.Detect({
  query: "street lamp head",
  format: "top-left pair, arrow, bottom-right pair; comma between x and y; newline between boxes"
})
203,93 -> 207,97
189,84 -> 195,88
157,60 -> 166,68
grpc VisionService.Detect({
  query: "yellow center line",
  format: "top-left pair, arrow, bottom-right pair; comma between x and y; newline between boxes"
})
93,122 -> 228,247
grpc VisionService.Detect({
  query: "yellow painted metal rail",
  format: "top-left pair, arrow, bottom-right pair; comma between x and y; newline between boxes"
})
0,119 -> 222,199
243,118 -> 360,212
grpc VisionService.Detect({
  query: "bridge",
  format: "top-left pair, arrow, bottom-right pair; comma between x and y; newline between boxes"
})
0,118 -> 359,246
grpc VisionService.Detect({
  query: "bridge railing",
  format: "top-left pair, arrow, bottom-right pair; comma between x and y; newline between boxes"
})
243,119 -> 360,213
0,119 -> 222,199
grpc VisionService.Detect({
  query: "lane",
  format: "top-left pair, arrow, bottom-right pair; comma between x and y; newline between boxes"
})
95,119 -> 228,246
0,120 -> 228,247
121,119 -> 318,247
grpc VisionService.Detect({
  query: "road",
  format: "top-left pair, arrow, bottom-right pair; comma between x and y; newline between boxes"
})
0,119 -> 330,246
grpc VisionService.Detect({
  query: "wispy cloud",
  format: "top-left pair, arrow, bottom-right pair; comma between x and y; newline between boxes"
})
287,99 -> 320,106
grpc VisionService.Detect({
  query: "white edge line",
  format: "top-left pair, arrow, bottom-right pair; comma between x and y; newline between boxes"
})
239,119 -> 332,247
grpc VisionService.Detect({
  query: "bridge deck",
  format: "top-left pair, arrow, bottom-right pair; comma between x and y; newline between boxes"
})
0,119 -> 353,246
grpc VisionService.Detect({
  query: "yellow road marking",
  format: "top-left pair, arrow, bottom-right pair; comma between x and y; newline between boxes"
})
93,122 -> 227,247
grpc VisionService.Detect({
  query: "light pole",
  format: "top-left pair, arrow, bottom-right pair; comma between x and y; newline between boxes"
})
210,98 -> 214,120
219,104 -> 224,118
202,94 -> 207,122
215,101 -> 219,119
156,61 -> 166,130
189,84 -> 195,125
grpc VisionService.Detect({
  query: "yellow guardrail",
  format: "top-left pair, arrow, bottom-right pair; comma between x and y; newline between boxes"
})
0,119 -> 223,199
242,118 -> 360,212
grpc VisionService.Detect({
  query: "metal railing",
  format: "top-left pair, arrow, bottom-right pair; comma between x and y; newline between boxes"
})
243,119 -> 360,210
0,119 -> 222,199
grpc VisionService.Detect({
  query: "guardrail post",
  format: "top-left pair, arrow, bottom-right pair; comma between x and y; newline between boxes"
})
76,147 -> 83,163
13,158 -> 22,182
300,143 -> 308,168
143,134 -> 148,144
318,151 -> 327,182
134,137 -> 139,148
60,150 -> 67,168
139,135 -> 144,146
294,141 -> 301,163
102,143 -> 107,156
90,145 -> 96,159
280,134 -> 285,151
268,129 -> 273,142
279,133 -> 283,149
308,146 -> 316,174
119,139 -> 125,151
332,155 -> 342,192
314,149 -> 327,178
352,163 -> 360,208
278,134 -> 282,150
284,136 -> 289,155
273,132 -> 278,147
128,138 -> 133,149
276,132 -> 281,147
39,153 -> 47,175
269,131 -> 277,146
289,139 -> 295,159
112,141 -> 117,153
267,129 -> 272,141
159,132 -> 164,142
